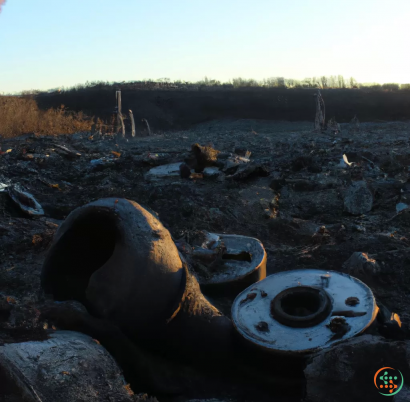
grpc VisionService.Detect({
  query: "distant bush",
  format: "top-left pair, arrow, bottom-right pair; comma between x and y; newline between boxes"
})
0,96 -> 93,138
401,84 -> 410,90
382,83 -> 400,91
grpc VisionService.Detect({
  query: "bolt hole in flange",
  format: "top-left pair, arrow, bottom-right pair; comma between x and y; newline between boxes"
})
270,286 -> 332,328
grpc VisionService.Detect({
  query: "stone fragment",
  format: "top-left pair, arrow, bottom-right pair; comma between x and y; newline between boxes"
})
305,335 -> 410,402
344,181 -> 373,215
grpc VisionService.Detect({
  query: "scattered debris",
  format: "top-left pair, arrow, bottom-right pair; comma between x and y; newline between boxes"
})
1,119 -> 410,401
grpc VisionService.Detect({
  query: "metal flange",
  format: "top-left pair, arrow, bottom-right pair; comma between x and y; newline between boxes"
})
231,269 -> 378,355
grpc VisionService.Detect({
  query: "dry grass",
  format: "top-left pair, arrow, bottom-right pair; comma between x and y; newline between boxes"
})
0,96 -> 93,138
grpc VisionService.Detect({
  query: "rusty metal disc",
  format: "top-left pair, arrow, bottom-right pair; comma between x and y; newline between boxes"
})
231,269 -> 378,355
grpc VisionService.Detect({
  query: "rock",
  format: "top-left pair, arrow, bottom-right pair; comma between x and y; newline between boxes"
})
227,162 -> 269,180
396,385 -> 410,402
344,181 -> 373,215
0,331 -> 136,402
269,178 -> 286,191
191,144 -> 220,172
396,202 -> 409,213
305,335 -> 410,402
342,252 -> 381,279
268,216 -> 319,244
179,163 -> 191,179
291,156 -> 313,172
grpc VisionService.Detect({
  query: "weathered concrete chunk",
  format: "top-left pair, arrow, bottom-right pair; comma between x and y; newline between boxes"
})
145,162 -> 185,180
0,331 -> 136,402
344,181 -> 373,215
342,252 -> 381,278
305,335 -> 410,402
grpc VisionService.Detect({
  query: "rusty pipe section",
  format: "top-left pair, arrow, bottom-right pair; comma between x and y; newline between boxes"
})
41,198 -> 234,358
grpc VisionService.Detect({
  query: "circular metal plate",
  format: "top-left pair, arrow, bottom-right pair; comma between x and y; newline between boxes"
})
198,233 -> 267,285
231,269 -> 378,355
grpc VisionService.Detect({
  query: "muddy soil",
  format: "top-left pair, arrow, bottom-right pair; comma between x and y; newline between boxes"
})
1,119 -> 410,401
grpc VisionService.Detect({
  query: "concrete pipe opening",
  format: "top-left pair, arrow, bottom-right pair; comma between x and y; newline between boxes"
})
42,211 -> 118,307
41,198 -> 186,337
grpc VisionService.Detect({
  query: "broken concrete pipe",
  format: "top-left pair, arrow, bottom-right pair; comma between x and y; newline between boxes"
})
41,198 -> 234,360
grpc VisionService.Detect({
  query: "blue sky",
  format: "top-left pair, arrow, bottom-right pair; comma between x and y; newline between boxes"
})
0,0 -> 409,93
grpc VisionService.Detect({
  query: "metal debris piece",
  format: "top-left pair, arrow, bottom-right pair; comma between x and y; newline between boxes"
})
53,144 -> 81,158
338,154 -> 353,168
188,232 -> 267,287
231,269 -> 377,355
7,184 -> 44,217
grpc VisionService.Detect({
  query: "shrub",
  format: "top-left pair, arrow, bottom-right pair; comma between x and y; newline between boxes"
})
382,83 -> 400,91
0,96 -> 93,138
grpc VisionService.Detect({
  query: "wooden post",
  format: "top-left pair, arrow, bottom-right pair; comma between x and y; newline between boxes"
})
314,90 -> 326,132
116,90 -> 125,138
129,110 -> 136,137
142,118 -> 151,136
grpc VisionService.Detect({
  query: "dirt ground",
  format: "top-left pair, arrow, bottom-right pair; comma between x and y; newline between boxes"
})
1,119 -> 410,401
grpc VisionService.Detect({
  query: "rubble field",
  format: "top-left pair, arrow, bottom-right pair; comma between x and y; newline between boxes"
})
1,118 -> 410,401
